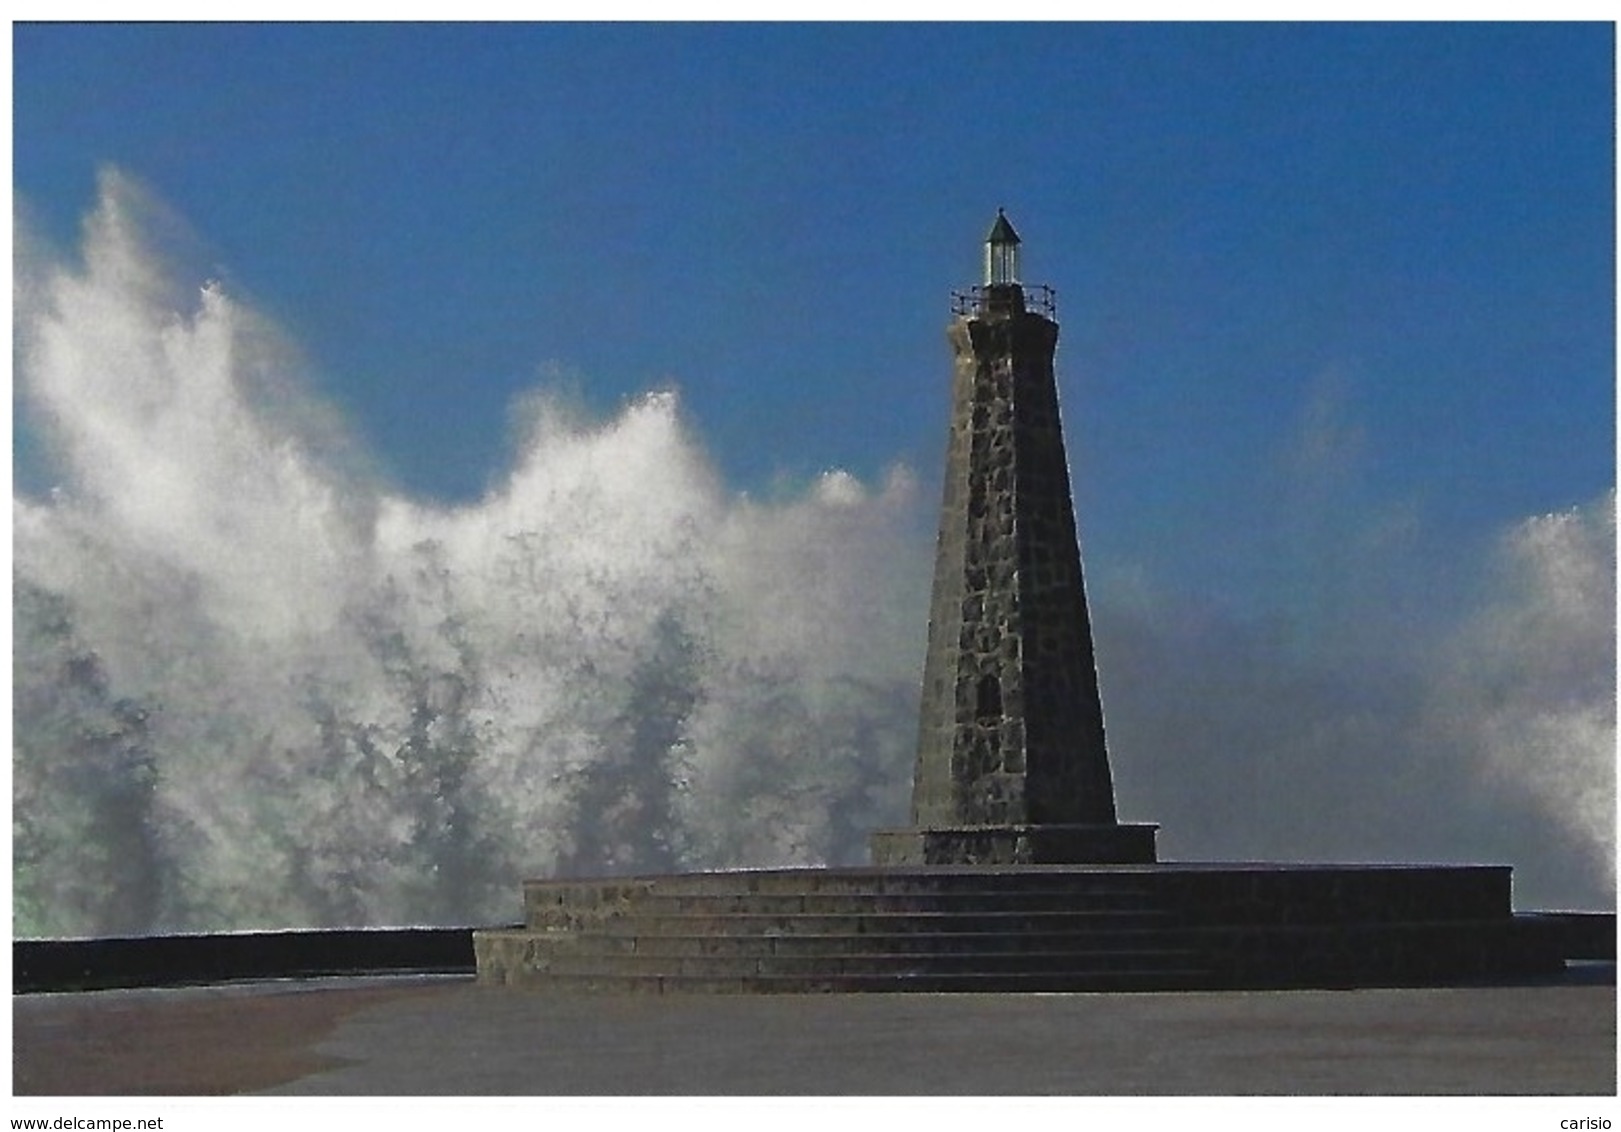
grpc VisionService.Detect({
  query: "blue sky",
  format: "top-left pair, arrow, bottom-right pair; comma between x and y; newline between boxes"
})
13,21 -> 1615,623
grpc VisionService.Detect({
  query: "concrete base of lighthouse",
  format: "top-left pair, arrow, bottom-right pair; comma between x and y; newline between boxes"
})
473,861 -> 1568,993
870,823 -> 1158,866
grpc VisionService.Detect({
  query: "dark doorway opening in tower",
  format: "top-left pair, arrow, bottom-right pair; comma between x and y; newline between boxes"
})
976,673 -> 1002,766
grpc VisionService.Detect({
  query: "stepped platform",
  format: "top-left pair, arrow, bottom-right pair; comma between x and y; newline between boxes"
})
474,862 -> 1565,993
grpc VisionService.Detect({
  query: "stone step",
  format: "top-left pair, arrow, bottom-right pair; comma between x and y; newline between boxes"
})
536,951 -> 1203,979
477,967 -> 1217,994
522,864 -> 1164,895
525,888 -> 1160,921
521,883 -> 1161,927
526,898 -> 1166,924
521,867 -> 1164,909
498,926 -> 1188,960
520,864 -> 1519,927
527,909 -> 1178,937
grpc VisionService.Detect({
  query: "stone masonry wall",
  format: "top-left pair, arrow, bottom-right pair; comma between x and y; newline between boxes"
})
910,287 -> 1117,828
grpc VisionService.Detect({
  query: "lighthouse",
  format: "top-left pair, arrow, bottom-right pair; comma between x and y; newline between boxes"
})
872,211 -> 1158,864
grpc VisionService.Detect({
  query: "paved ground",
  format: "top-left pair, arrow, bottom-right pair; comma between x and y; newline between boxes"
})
13,969 -> 1616,1096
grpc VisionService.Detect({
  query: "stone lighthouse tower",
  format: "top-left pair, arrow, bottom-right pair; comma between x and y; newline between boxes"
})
872,211 -> 1157,865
